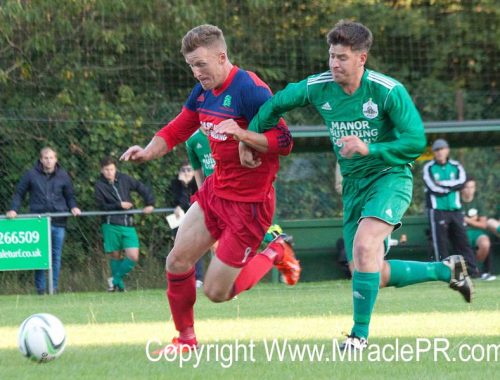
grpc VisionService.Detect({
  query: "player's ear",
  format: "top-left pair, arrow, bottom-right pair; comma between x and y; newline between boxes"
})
358,51 -> 368,67
218,51 -> 226,64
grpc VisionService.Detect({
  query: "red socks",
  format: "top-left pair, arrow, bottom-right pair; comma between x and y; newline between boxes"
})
166,268 -> 196,340
231,242 -> 284,297
166,241 -> 286,339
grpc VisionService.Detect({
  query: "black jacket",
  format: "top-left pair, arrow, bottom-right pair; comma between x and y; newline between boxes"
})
169,178 -> 197,212
9,161 -> 78,227
94,172 -> 155,226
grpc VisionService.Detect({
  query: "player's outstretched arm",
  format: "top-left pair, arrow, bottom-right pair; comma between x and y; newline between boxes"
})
120,136 -> 168,163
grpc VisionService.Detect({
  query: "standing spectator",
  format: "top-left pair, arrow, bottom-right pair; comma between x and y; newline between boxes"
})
170,162 -> 197,219
461,176 -> 496,281
6,146 -> 81,294
423,139 -> 479,276
95,156 -> 155,292
168,162 -> 204,287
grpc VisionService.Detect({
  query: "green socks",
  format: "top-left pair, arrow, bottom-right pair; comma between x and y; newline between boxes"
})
110,258 -> 122,279
387,260 -> 451,288
109,258 -> 137,289
118,257 -> 137,279
351,271 -> 380,339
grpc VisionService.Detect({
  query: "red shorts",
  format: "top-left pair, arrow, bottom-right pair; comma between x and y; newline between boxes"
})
192,175 -> 275,268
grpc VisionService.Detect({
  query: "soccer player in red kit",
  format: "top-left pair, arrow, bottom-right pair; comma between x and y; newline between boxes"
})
121,24 -> 301,352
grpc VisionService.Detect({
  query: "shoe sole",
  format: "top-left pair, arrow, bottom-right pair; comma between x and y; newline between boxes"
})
455,256 -> 474,303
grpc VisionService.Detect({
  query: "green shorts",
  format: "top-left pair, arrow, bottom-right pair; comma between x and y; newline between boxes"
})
342,166 -> 413,262
466,228 -> 486,249
101,224 -> 139,253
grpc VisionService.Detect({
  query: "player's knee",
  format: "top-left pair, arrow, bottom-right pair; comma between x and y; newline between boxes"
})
166,250 -> 192,273
353,240 -> 373,257
204,286 -> 229,303
353,251 -> 379,270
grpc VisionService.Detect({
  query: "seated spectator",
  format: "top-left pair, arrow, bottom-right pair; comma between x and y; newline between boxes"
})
461,176 -> 496,281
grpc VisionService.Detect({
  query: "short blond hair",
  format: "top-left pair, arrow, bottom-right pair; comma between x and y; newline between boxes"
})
181,24 -> 227,55
40,146 -> 57,158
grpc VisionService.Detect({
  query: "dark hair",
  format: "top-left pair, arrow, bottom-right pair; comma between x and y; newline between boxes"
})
326,20 -> 373,52
181,24 -> 227,55
465,175 -> 476,183
100,156 -> 117,168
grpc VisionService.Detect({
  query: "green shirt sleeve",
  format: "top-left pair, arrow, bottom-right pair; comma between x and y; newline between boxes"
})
368,85 -> 427,165
248,79 -> 310,133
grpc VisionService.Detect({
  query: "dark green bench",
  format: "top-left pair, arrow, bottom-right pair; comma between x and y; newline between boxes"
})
277,215 -> 433,281
277,215 -> 500,281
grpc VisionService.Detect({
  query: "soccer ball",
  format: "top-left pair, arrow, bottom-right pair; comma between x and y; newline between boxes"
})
18,313 -> 66,362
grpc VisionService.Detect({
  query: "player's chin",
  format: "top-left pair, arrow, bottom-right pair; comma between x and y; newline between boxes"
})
199,81 -> 213,90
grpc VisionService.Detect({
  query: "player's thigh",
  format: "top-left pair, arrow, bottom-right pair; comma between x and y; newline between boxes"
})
203,255 -> 241,302
354,218 -> 395,252
341,178 -> 364,263
361,168 -> 413,227
166,202 -> 216,271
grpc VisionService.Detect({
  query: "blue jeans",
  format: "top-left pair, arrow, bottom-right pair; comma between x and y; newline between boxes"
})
35,226 -> 66,294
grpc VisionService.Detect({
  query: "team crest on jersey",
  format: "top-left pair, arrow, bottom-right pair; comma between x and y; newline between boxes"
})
223,95 -> 232,108
362,98 -> 378,119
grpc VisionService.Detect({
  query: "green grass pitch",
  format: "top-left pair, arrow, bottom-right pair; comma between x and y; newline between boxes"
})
0,280 -> 499,379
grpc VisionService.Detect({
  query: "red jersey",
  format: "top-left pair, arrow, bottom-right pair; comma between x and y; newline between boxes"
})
156,66 -> 292,202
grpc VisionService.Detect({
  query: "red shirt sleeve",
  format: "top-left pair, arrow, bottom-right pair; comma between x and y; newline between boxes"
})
263,118 -> 293,156
155,107 -> 200,150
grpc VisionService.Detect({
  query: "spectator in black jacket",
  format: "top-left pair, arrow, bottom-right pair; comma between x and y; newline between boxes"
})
95,156 -> 155,292
6,146 -> 81,294
168,162 -> 205,286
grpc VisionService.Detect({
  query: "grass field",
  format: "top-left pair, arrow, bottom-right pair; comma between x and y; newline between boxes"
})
0,280 -> 499,379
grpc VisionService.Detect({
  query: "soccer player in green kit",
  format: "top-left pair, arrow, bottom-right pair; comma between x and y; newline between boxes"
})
218,20 -> 475,350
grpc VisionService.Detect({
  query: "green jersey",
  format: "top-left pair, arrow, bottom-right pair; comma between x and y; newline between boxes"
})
462,198 -> 484,232
423,159 -> 466,211
249,69 -> 426,177
186,129 -> 215,177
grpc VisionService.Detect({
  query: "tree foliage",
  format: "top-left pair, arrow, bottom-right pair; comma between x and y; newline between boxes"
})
0,0 -> 498,264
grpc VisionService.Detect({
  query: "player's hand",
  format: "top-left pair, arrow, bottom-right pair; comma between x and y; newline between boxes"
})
215,119 -> 247,141
174,205 -> 185,219
120,145 -> 148,162
6,210 -> 17,219
339,135 -> 369,158
121,201 -> 133,210
71,207 -> 81,216
239,142 -> 262,168
143,206 -> 154,214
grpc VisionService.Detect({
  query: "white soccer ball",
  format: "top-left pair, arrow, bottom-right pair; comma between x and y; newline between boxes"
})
18,313 -> 66,363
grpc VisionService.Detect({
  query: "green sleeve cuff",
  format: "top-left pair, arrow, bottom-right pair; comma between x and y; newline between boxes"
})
368,143 -> 380,156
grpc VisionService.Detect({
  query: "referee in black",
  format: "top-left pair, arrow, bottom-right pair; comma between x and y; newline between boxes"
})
422,139 -> 479,277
